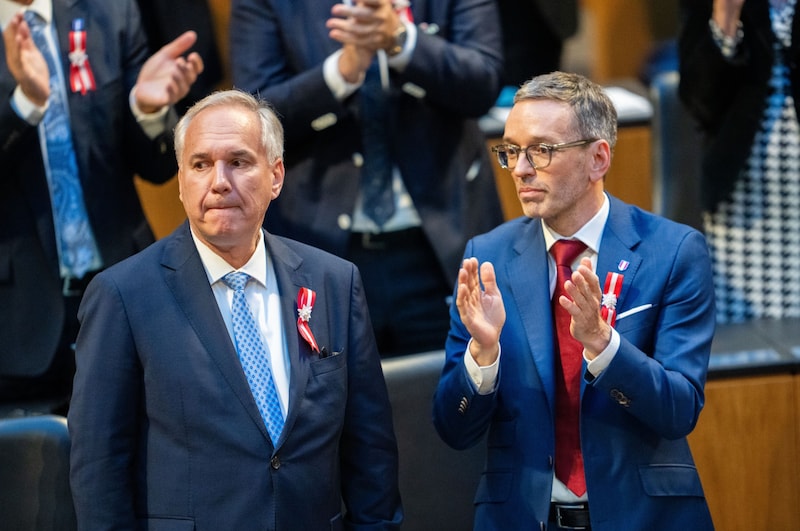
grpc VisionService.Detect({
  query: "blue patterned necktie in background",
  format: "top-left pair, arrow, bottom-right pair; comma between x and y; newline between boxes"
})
26,10 -> 99,279
359,60 -> 395,227
222,272 -> 285,443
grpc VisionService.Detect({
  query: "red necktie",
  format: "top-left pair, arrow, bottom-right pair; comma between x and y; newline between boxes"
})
550,239 -> 588,496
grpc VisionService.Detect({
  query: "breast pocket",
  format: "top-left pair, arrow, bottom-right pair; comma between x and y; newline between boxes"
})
639,464 -> 705,498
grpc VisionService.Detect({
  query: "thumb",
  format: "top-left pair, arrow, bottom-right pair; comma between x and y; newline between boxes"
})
157,30 -> 198,59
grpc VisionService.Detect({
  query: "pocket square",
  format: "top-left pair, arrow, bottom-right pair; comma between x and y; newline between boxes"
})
615,304 -> 653,320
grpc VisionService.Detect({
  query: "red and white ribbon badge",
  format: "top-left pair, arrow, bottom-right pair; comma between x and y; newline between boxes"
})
297,287 -> 320,353
68,19 -> 96,94
394,0 -> 414,22
600,272 -> 624,327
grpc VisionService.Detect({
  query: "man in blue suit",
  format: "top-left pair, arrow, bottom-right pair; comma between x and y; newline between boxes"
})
68,90 -> 403,529
433,72 -> 715,530
0,0 -> 203,414
230,0 -> 505,356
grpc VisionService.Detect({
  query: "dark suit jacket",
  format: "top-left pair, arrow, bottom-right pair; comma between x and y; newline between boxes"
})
230,0 -> 505,287
678,0 -> 800,211
0,0 -> 178,378
68,222 -> 403,530
433,196 -> 715,530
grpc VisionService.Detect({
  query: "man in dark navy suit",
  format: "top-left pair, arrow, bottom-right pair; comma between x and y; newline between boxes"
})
69,89 -> 402,529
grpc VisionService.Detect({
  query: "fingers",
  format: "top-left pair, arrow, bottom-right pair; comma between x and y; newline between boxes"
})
560,261 -> 600,315
328,0 -> 397,50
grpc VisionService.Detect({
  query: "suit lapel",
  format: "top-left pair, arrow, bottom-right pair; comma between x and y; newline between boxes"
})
596,197 -> 643,318
264,232 -> 314,448
506,221 -> 558,412
160,223 -> 273,442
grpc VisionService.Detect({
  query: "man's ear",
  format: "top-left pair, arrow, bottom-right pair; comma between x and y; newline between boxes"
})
271,159 -> 285,199
588,140 -> 612,183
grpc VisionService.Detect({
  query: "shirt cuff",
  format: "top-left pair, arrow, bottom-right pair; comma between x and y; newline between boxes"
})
709,18 -> 743,59
464,338 -> 501,395
584,328 -> 620,377
323,50 -> 364,101
129,87 -> 169,140
12,85 -> 48,125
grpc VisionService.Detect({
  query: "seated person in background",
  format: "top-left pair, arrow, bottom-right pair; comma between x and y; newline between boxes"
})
433,71 -> 715,531
68,89 -> 403,529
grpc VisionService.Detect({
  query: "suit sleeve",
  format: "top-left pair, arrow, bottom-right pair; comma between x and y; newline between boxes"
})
120,0 -> 179,184
677,0 -> 750,131
432,239 -> 499,451
68,273 -> 141,530
339,265 -> 404,529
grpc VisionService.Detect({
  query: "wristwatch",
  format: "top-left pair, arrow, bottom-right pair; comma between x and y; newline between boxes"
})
387,24 -> 408,57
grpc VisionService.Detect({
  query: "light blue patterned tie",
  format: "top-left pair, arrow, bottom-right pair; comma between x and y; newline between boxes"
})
222,272 -> 284,443
26,11 -> 98,279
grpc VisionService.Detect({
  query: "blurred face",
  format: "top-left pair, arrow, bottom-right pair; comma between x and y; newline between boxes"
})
503,99 -> 606,236
178,105 -> 284,264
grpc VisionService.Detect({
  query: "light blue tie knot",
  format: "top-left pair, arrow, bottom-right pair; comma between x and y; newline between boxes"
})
222,271 -> 249,292
222,271 -> 284,443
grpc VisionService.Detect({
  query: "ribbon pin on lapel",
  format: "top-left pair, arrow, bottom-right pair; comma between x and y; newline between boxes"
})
601,272 -> 624,327
297,287 -> 320,353
68,18 -> 96,94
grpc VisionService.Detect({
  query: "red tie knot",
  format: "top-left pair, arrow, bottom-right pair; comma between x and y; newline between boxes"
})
550,239 -> 588,268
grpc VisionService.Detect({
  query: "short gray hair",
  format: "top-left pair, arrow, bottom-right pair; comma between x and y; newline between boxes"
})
174,89 -> 284,164
514,71 -> 617,149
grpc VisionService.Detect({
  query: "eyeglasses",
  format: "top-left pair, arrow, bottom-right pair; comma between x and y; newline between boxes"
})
491,139 -> 598,170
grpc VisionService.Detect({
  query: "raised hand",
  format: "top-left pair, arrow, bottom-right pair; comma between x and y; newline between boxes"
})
558,257 -> 612,359
134,30 -> 204,114
456,258 -> 506,366
3,11 -> 49,106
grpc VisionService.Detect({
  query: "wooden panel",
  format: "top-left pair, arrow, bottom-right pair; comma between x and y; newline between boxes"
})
606,125 -> 652,211
689,375 -> 799,530
207,0 -> 232,89
134,176 -> 184,240
487,124 -> 653,222
580,0 -> 654,84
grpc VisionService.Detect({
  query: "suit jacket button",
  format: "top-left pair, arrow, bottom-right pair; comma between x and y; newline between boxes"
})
270,456 -> 281,470
610,388 -> 631,407
457,397 -> 469,415
548,455 -> 553,467
337,214 -> 352,230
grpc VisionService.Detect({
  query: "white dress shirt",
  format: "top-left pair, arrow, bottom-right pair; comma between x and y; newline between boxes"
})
191,229 -> 290,417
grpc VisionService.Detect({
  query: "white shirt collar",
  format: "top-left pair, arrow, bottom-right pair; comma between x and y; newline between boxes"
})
190,229 -> 269,289
0,0 -> 52,28
542,193 -> 610,253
